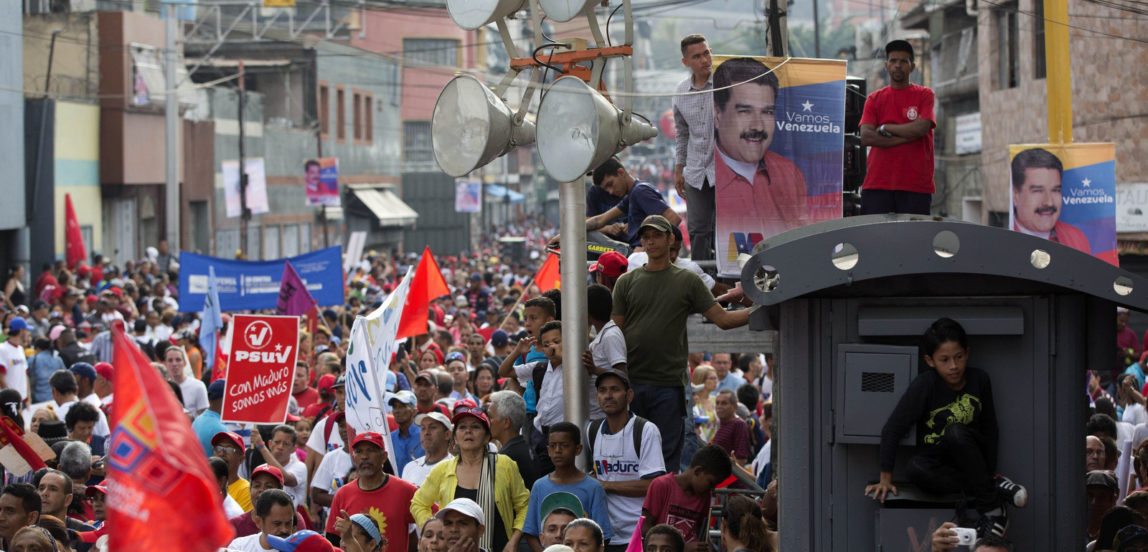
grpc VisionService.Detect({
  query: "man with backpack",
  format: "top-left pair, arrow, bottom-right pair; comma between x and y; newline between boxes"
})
586,369 -> 665,552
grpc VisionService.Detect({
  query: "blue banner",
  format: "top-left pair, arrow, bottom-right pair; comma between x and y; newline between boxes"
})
179,247 -> 344,312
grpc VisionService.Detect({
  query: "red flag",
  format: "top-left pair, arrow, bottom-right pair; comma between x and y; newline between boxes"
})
396,247 -> 451,340
108,325 -> 234,551
0,417 -> 47,476
64,193 -> 86,270
211,330 -> 228,382
533,252 -> 561,292
307,305 -> 320,337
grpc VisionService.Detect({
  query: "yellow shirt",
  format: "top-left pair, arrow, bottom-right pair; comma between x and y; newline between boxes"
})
228,478 -> 253,512
411,454 -> 530,540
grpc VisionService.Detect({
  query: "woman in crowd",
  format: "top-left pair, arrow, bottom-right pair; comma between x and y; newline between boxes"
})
691,365 -> 718,443
4,265 -> 26,310
418,518 -> 446,552
336,512 -> 387,552
8,525 -> 61,552
721,494 -> 773,552
471,361 -> 500,403
411,408 -> 530,552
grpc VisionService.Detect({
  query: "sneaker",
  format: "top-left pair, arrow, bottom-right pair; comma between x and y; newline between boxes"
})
995,474 -> 1028,508
977,507 -> 1009,538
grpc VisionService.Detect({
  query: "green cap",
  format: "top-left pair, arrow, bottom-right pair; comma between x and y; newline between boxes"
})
540,492 -> 584,523
639,215 -> 674,234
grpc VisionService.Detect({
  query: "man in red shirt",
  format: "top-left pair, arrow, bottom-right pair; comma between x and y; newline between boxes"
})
1009,147 -> 1089,253
325,431 -> 417,551
859,39 -> 936,215
712,57 -> 809,276
292,363 -> 320,411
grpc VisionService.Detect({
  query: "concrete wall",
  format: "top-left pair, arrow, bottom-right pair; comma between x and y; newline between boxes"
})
0,1 -> 26,232
53,101 -> 102,258
977,0 -> 1148,217
23,13 -> 99,99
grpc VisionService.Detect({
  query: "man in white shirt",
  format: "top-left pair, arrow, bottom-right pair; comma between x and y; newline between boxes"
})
585,370 -> 665,550
249,425 -> 309,507
584,286 -> 627,422
402,412 -> 454,487
166,346 -> 208,417
0,318 -> 30,400
227,489 -> 297,551
50,369 -> 110,438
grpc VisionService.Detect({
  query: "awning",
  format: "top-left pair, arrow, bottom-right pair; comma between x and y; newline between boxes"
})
486,184 -> 525,204
350,187 -> 418,227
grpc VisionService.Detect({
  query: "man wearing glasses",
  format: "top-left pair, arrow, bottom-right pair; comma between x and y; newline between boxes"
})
213,430 -> 253,512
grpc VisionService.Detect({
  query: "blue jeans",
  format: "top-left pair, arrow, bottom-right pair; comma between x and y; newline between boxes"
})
630,383 -> 687,472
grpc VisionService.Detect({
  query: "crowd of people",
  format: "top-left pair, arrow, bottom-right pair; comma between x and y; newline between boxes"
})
0,209 -> 785,552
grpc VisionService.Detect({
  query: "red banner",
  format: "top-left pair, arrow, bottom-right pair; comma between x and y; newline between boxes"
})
65,193 -> 87,270
108,325 -> 234,551
222,314 -> 299,425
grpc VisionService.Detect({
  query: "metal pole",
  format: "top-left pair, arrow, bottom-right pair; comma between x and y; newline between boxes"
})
238,60 -> 250,256
559,179 -> 588,449
164,4 -> 181,251
812,0 -> 821,58
1044,0 -> 1073,144
45,29 -> 61,96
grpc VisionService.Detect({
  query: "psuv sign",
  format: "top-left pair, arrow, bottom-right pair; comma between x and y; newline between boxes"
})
222,314 -> 300,424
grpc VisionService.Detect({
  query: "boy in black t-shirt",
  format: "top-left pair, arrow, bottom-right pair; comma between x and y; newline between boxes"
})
864,318 -> 1028,539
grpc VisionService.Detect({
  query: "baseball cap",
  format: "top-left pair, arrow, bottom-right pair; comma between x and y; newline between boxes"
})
387,390 -> 416,407
317,374 -> 336,393
414,411 -> 453,432
1087,470 -> 1118,493
84,485 -> 108,499
415,371 -> 438,386
451,407 -> 490,434
211,431 -> 245,452
251,464 -> 284,486
69,362 -> 97,383
331,374 -> 346,389
540,491 -> 585,522
491,330 -> 509,348
267,530 -> 341,552
94,362 -> 115,382
452,399 -> 478,414
48,325 -> 66,341
470,272 -> 483,281
445,351 -> 466,365
7,317 -> 27,333
13,306 -> 28,315
589,251 -> 628,278
638,215 -> 674,234
350,431 -> 386,451
1116,525 -> 1148,550
595,369 -> 630,390
207,379 -> 226,400
435,498 -> 485,527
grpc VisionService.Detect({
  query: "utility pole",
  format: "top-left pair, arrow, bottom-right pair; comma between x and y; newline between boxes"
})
812,0 -> 821,58
766,0 -> 789,57
238,61 -> 250,256
164,3 -> 180,251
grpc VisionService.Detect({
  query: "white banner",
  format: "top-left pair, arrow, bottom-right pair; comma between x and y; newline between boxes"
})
344,267 -> 413,464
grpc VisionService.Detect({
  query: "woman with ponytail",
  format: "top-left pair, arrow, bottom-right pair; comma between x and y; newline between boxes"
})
721,494 -> 771,552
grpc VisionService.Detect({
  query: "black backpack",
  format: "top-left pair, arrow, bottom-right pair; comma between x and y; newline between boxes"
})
585,415 -> 649,472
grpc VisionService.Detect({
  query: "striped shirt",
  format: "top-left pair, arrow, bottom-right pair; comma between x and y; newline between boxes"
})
672,74 -> 715,190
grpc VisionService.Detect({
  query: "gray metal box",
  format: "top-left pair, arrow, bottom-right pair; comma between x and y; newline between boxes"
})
835,344 -> 917,445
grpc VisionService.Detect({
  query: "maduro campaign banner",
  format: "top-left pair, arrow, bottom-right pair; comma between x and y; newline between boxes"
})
179,246 -> 344,312
710,56 -> 846,277
346,266 -> 413,436
221,315 -> 299,424
1008,143 -> 1117,266
305,157 -> 340,207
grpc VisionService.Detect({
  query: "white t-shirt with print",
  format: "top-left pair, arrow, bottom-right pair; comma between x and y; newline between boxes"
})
587,415 -> 665,545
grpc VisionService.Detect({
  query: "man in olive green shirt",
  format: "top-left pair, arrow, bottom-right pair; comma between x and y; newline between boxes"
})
612,214 -> 752,471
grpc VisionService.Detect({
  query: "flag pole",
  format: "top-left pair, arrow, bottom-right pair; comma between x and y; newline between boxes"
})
496,276 -> 535,330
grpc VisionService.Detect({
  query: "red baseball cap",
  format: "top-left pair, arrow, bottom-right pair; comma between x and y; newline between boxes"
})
350,431 -> 386,451
94,362 -> 115,381
252,464 -> 284,486
211,431 -> 245,452
589,251 -> 628,278
268,530 -> 342,552
451,407 -> 490,434
317,374 -> 336,393
84,485 -> 108,498
452,399 -> 478,414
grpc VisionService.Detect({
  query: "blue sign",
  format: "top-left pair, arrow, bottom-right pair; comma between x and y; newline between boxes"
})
178,247 -> 344,312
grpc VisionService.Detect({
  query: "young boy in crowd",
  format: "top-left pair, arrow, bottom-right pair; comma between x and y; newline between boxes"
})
523,422 -> 612,552
641,445 -> 732,545
504,319 -> 565,475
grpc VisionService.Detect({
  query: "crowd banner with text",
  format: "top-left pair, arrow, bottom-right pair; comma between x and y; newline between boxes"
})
305,157 -> 340,206
179,246 -> 344,312
221,314 -> 299,425
711,56 -> 846,277
1008,143 -> 1117,265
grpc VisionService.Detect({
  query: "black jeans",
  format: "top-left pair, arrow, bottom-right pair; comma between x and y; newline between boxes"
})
685,180 -> 715,261
631,383 -> 687,472
905,423 -> 998,510
860,188 -> 932,215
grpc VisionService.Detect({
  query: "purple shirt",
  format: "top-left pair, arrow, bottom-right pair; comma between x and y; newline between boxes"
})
711,416 -> 751,460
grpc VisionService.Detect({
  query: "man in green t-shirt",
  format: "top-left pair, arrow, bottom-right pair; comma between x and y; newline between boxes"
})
612,214 -> 753,471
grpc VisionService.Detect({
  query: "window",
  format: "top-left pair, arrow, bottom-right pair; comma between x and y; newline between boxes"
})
319,83 -> 330,138
1032,0 -> 1046,79
403,121 -> 434,163
353,91 -> 362,142
336,86 -> 346,142
129,43 -> 165,107
996,8 -> 1019,89
364,93 -> 373,144
402,38 -> 460,67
